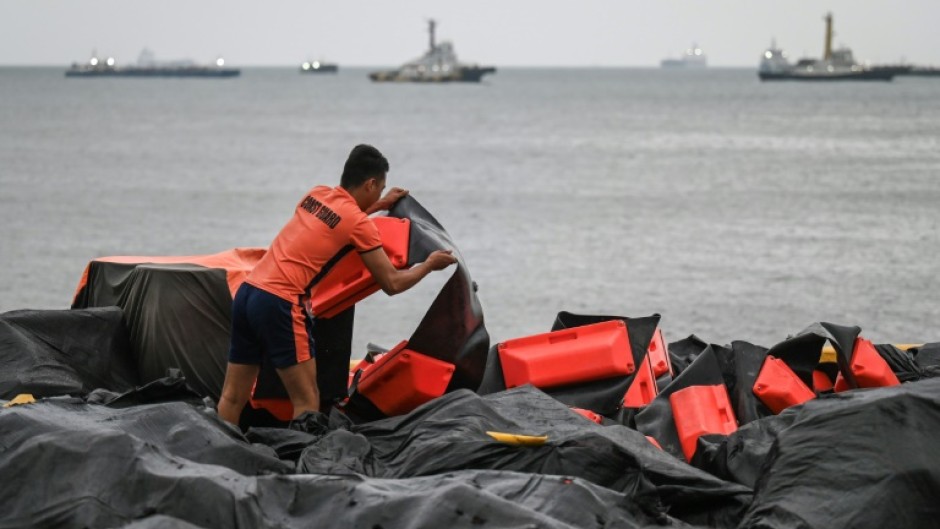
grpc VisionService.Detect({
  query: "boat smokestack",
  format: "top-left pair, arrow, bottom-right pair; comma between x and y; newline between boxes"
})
428,19 -> 436,52
823,12 -> 833,61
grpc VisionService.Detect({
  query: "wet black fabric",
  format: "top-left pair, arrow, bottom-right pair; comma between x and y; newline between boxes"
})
0,399 -> 290,478
711,341 -> 772,425
875,343 -> 926,382
692,413 -> 798,489
388,196 -> 490,391
85,370 -> 205,408
667,334 -> 709,377
73,262 -> 232,400
0,398 -> 689,529
300,386 -> 752,527
765,322 -> 859,389
477,312 -> 660,416
0,307 -> 137,399
739,378 -> 940,529
913,342 -> 940,370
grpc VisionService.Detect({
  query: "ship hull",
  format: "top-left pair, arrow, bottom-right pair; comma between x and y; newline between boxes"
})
65,68 -> 240,78
759,70 -> 894,81
300,64 -> 338,74
369,66 -> 496,83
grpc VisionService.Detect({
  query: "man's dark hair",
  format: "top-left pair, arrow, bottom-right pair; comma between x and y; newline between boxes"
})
340,144 -> 389,189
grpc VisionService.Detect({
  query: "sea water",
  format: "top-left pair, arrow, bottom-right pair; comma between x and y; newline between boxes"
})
1,66 -> 939,355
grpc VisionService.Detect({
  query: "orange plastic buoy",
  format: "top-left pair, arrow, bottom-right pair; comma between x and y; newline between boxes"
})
670,384 -> 738,461
307,217 -> 410,319
498,320 -> 634,389
752,356 -> 816,414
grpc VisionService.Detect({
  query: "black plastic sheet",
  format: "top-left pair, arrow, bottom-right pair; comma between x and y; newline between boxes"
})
739,378 -> 940,529
0,397 -> 689,529
301,386 -> 752,527
73,263 -> 232,400
0,307 -> 137,399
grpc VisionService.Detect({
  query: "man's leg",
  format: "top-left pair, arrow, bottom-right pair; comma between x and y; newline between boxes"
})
276,358 -> 320,417
218,362 -> 260,425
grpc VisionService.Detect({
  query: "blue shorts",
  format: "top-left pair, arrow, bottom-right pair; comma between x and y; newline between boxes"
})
229,282 -> 315,368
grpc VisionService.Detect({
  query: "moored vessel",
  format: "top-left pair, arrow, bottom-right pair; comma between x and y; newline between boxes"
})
758,14 -> 895,82
369,20 -> 495,83
66,49 -> 240,78
661,44 -> 707,69
300,60 -> 338,74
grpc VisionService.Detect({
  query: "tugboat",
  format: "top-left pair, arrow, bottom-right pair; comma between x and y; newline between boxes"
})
660,44 -> 707,68
300,60 -> 338,74
758,13 -> 895,81
65,49 -> 240,78
369,20 -> 496,83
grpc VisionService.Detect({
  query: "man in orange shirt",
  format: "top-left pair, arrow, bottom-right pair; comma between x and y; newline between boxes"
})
218,145 -> 456,425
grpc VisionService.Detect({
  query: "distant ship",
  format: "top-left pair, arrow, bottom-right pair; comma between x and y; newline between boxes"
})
300,60 -> 338,74
369,20 -> 496,83
660,44 -> 707,68
66,49 -> 240,78
758,14 -> 899,81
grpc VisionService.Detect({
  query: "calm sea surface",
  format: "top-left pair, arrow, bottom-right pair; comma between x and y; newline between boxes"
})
2,66 -> 939,354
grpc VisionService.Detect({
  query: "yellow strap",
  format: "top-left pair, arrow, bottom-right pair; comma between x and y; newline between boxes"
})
3,394 -> 36,408
486,431 -> 548,446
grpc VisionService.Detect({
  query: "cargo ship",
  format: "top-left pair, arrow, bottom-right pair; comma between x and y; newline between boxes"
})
661,44 -> 707,69
369,20 -> 496,83
65,49 -> 240,78
758,14 -> 897,81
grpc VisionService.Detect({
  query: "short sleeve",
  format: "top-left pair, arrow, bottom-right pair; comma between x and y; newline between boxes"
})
351,216 -> 382,253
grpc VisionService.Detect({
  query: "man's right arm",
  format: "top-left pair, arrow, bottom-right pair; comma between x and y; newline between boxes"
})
360,249 -> 457,296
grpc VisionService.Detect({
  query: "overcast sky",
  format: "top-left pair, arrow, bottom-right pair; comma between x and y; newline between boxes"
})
3,1 -> 939,67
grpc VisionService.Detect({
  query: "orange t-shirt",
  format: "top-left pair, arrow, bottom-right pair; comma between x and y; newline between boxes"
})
246,186 -> 382,303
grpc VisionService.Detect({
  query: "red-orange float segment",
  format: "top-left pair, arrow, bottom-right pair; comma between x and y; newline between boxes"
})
752,356 -> 816,414
248,396 -> 294,422
833,337 -> 901,392
357,341 -> 455,416
813,369 -> 834,392
571,407 -> 603,424
647,328 -> 672,378
498,320 -> 634,389
669,384 -> 738,462
308,217 -> 411,319
623,354 -> 658,408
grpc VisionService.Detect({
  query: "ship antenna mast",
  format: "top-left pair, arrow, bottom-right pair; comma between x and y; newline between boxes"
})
823,12 -> 833,61
428,18 -> 436,52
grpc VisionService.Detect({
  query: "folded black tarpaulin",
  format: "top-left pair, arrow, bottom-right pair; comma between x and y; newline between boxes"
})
71,249 -> 265,401
343,196 -> 491,420
0,397 -> 688,529
738,377 -> 940,529
299,386 -> 752,528
0,307 -> 137,399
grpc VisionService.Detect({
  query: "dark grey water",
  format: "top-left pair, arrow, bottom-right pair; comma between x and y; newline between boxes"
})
2,66 -> 939,353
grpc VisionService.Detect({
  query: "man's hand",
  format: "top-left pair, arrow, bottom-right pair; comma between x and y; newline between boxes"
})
372,187 -> 409,212
426,250 -> 457,271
